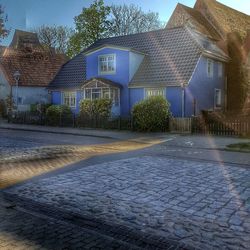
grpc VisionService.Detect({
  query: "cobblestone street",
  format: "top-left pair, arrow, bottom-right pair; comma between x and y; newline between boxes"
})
5,156 -> 250,250
1,128 -> 250,249
1,193 -> 174,250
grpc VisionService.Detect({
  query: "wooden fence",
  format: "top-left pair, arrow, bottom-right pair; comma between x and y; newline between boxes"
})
169,118 -> 192,133
169,117 -> 250,136
192,118 -> 250,136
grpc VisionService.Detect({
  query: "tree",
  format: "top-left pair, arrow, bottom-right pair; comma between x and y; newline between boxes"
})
67,0 -> 111,58
110,4 -> 164,36
0,5 -> 9,42
33,25 -> 73,54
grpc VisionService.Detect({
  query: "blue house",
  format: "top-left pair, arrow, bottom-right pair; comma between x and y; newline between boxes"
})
49,26 -> 229,117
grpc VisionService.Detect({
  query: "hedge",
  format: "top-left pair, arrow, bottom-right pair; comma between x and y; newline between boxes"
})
132,96 -> 171,131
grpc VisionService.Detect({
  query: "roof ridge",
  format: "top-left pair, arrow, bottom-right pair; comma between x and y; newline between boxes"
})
212,0 -> 250,18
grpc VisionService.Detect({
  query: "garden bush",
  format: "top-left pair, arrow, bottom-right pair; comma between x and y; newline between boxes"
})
46,105 -> 72,126
80,98 -> 112,119
30,103 -> 51,113
132,96 -> 171,131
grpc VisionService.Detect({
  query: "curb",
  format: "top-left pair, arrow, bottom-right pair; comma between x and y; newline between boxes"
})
0,125 -> 122,140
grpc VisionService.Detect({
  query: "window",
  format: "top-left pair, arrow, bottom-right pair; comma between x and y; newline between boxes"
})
218,62 -> 223,77
207,59 -> 214,78
214,89 -> 222,108
99,54 -> 116,74
84,88 -> 120,106
145,88 -> 165,98
63,92 -> 76,108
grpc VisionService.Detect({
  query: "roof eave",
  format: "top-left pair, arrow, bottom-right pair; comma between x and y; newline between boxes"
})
202,50 -> 230,62
84,44 -> 146,56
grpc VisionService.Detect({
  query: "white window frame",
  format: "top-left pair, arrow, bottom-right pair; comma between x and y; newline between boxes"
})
214,88 -> 222,109
207,59 -> 214,78
84,87 -> 120,106
98,54 -> 116,75
145,88 -> 165,99
218,62 -> 223,78
62,91 -> 76,108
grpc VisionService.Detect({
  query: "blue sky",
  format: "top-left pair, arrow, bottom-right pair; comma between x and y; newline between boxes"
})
1,0 -> 250,46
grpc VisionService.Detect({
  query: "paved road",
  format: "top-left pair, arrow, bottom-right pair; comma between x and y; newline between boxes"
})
5,156 -> 250,250
1,128 -> 250,249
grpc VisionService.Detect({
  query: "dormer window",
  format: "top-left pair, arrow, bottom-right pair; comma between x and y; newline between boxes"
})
98,54 -> 116,74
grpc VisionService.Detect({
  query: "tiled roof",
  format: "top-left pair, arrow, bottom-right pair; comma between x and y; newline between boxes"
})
188,29 -> 229,59
50,26 -> 228,88
178,4 -> 221,40
195,0 -> 250,40
49,52 -> 86,89
0,47 -> 67,87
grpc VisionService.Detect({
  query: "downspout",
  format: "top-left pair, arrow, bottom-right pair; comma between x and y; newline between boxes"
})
181,83 -> 185,118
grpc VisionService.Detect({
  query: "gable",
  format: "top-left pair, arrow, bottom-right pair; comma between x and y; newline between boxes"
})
166,3 -> 221,40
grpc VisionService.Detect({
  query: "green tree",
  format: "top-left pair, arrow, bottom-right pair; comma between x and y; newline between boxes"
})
67,0 -> 111,58
0,5 -> 9,42
33,25 -> 73,54
110,4 -> 164,36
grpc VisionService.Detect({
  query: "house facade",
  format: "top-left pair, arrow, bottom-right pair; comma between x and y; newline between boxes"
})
0,30 -> 67,112
167,0 -> 250,114
49,24 -> 229,118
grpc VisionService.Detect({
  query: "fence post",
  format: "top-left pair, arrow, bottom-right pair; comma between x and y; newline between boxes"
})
72,113 -> 75,128
118,116 -> 121,130
59,112 -> 62,127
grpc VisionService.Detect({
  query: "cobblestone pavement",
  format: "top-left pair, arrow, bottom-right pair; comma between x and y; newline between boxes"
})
0,128 -> 165,189
1,194 -> 185,250
5,156 -> 250,250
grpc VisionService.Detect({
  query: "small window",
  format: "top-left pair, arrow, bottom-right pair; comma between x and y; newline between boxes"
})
63,92 -> 76,108
207,59 -> 214,78
145,88 -> 165,98
99,54 -> 116,74
214,89 -> 222,108
218,62 -> 223,77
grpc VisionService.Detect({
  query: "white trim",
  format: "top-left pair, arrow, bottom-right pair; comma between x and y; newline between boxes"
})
85,44 -> 146,56
62,91 -> 77,108
144,87 -> 166,99
98,54 -> 116,75
202,51 -> 229,63
83,86 -> 120,106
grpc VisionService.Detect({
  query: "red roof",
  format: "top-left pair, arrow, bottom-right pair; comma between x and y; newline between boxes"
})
0,30 -> 67,87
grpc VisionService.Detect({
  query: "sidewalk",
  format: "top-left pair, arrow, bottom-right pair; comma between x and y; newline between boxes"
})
0,119 -> 167,141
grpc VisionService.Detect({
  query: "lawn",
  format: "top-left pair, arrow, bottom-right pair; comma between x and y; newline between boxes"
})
226,142 -> 250,152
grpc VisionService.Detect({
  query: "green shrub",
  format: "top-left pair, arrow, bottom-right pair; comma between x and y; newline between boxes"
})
30,104 -> 51,113
46,105 -> 72,126
80,98 -> 112,119
132,96 -> 170,131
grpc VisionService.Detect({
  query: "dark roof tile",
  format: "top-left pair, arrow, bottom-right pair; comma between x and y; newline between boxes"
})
50,26 -> 228,88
